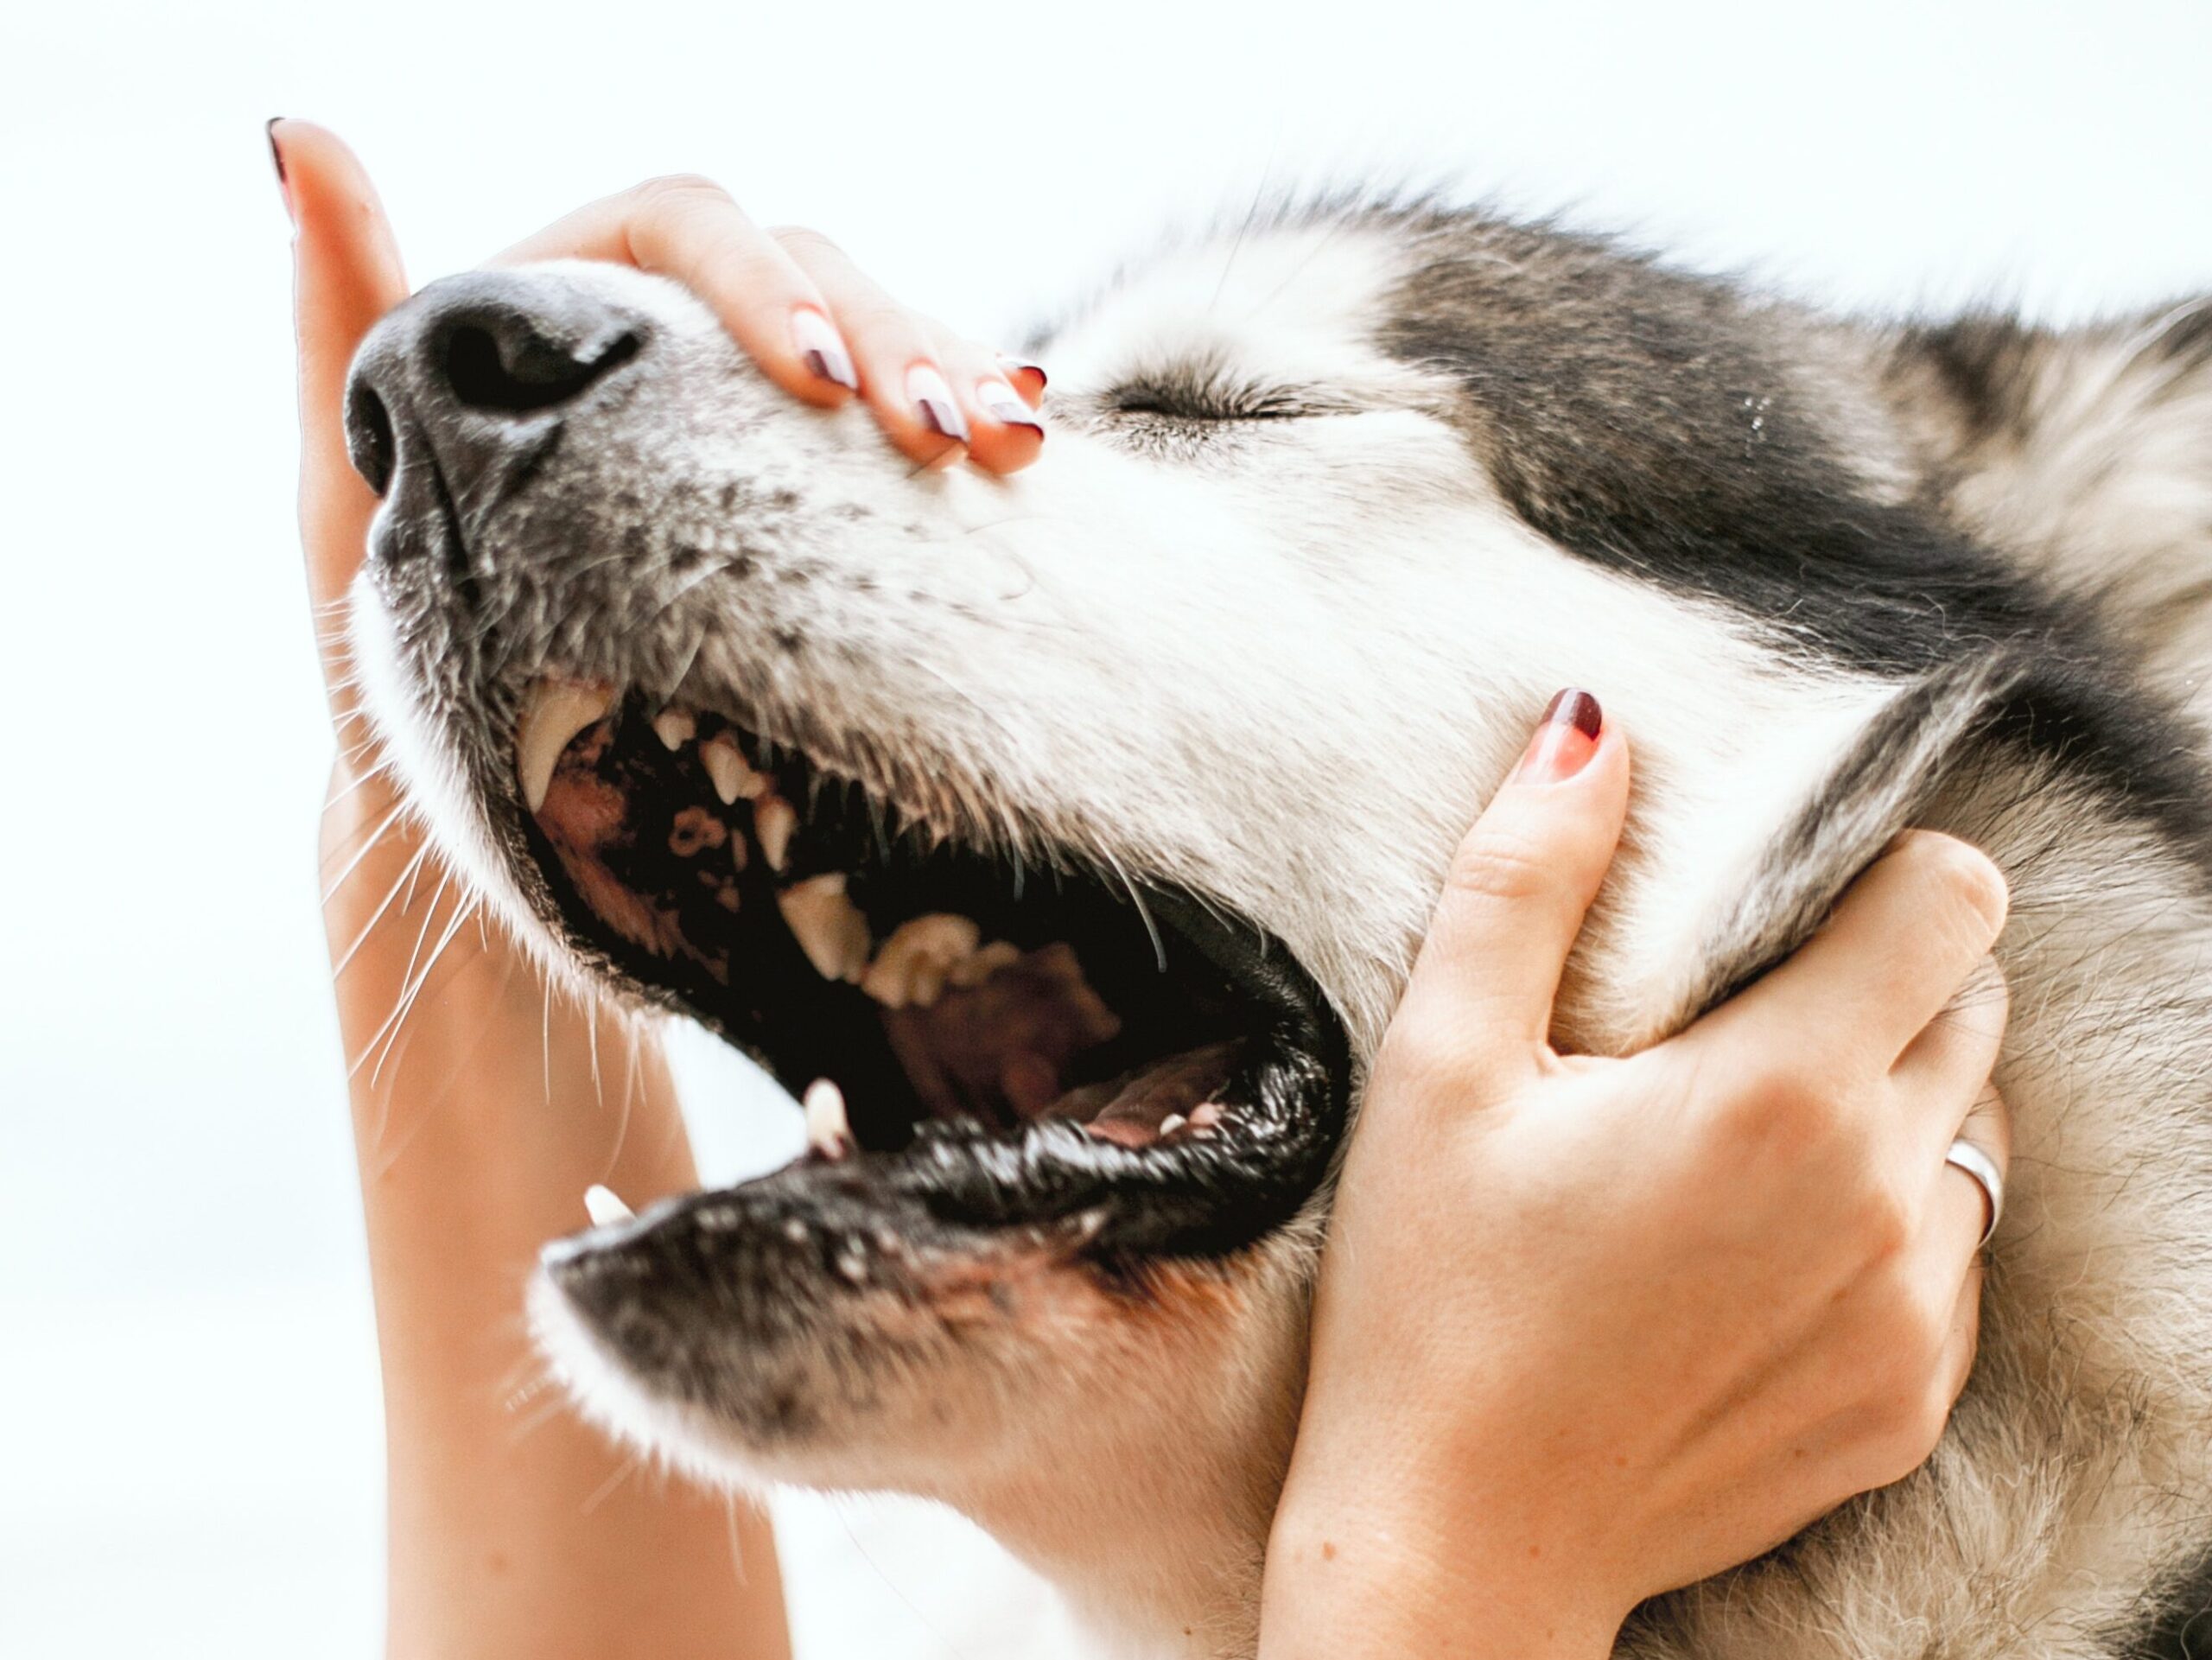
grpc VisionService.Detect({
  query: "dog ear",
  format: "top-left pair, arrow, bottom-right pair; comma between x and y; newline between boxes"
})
1889,296 -> 2212,723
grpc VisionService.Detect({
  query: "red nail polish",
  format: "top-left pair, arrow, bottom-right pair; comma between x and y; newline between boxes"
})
265,118 -> 294,223
1515,689 -> 1603,784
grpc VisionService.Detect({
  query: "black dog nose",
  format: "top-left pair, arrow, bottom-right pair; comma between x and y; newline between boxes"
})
345,270 -> 647,499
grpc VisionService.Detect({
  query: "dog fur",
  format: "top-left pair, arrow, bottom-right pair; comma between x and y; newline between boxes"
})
346,199 -> 2212,1657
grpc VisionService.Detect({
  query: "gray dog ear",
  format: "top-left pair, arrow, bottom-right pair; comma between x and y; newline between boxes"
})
1889,296 -> 2212,735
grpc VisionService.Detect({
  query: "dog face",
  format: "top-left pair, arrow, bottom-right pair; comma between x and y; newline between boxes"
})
346,212 -> 1897,1636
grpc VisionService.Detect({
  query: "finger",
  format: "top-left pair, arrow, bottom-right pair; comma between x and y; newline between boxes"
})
998,354 -> 1048,407
935,331 -> 1045,474
1392,690 -> 1630,1069
1930,1082 -> 2011,1260
1892,957 -> 2010,1161
772,228 -> 969,467
276,119 -> 408,635
1709,831 -> 2009,1075
493,179 -> 860,409
1939,1256 -> 1986,1406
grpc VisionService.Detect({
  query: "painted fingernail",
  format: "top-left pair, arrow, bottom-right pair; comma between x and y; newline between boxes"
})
791,308 -> 857,391
1514,689 -> 1603,784
265,117 -> 293,223
998,353 -> 1048,391
976,378 -> 1045,437
906,364 -> 969,444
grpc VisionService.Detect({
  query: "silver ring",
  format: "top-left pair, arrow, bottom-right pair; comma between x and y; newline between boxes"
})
1944,1138 -> 2005,1251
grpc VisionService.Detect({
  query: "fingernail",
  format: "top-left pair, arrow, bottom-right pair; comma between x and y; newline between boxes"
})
265,117 -> 293,223
976,378 -> 1045,437
998,353 -> 1048,391
906,364 -> 969,444
791,308 -> 857,391
1514,689 -> 1603,785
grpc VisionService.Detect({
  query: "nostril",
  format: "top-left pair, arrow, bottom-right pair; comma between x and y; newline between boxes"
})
438,319 -> 644,416
345,378 -> 397,497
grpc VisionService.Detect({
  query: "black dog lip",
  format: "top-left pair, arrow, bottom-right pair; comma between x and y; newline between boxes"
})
499,696 -> 1356,1264
539,893 -> 1352,1271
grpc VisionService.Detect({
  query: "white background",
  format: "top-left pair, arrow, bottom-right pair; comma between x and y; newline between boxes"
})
2,2 -> 2208,1653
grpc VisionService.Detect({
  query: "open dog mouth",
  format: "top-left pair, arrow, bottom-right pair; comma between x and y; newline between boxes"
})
508,677 -> 1351,1262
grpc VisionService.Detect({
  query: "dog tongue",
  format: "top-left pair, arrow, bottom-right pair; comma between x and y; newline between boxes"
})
1064,1041 -> 1243,1148
882,955 -> 1240,1142
883,943 -> 1122,1125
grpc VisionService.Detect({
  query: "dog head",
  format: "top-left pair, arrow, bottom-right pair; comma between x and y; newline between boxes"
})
345,207 -> 1910,1640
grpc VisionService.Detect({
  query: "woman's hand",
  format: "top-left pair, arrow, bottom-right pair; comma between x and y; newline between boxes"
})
492,175 -> 1046,472
1261,691 -> 2011,1660
284,114 -> 1042,1658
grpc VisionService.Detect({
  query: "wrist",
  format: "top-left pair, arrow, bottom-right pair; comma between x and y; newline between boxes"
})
1262,1434 -> 1631,1660
1261,1500 -> 1624,1660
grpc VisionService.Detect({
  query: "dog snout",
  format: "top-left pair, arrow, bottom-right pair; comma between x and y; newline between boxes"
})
344,270 -> 648,507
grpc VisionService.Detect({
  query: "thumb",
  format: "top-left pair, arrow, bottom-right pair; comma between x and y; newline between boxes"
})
274,119 -> 408,637
1397,690 -> 1630,1072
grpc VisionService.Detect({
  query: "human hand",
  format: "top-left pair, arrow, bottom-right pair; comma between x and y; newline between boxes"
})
282,118 -> 1045,1118
491,175 -> 1046,472
1261,690 -> 2010,1660
279,121 -> 801,1656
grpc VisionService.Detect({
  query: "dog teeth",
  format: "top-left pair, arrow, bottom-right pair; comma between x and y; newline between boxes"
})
803,1077 -> 852,1160
861,914 -> 982,1009
1157,1114 -> 1187,1138
652,708 -> 696,751
515,678 -> 613,813
755,797 -> 798,871
778,873 -> 873,983
948,939 -> 1021,989
701,735 -> 766,806
582,1183 -> 634,1226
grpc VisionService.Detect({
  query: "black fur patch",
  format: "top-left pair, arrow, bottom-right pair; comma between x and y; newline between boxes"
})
1894,312 -> 2050,448
1377,210 -> 2212,868
1381,218 -> 2050,675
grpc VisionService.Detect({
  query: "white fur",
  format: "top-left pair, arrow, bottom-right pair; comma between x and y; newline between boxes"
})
359,230 -> 2212,1658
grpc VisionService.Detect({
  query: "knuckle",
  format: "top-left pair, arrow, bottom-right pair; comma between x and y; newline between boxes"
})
1443,829 -> 1558,910
1864,1381 -> 1950,1483
630,172 -> 731,213
1904,1385 -> 1956,1466
771,225 -> 845,263
1897,831 -> 2011,940
1855,1185 -> 1916,1265
832,294 -> 927,352
1724,1059 -> 1845,1153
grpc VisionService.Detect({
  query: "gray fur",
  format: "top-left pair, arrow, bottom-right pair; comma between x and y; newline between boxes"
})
346,206 -> 2212,1657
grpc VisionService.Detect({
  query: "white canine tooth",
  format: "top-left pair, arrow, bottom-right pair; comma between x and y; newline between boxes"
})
755,797 -> 798,871
583,1183 -> 633,1226
1157,1114 -> 1187,1139
803,1077 -> 852,1160
515,678 -> 613,813
909,959 -> 948,1008
652,708 -> 696,750
948,939 -> 1022,989
861,914 -> 982,1009
779,873 -> 872,983
701,736 -> 762,806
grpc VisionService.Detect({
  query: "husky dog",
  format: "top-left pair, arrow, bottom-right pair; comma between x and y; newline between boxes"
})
342,198 -> 2212,1657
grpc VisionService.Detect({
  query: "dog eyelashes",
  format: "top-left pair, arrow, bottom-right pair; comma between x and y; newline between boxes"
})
1106,372 -> 1322,424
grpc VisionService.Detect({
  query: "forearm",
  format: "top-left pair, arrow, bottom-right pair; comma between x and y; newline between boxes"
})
325,779 -> 789,1660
